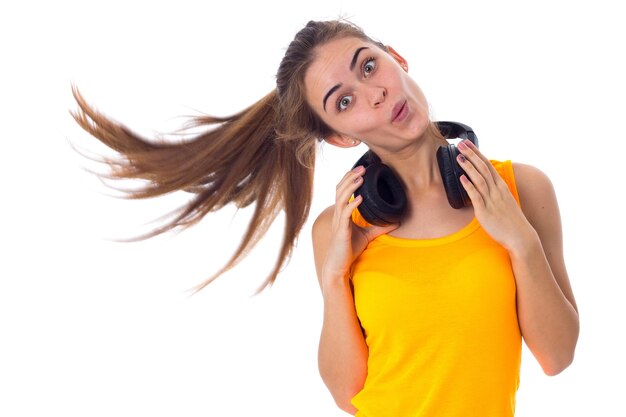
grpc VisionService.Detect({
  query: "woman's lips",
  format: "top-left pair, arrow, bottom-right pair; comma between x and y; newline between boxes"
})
392,100 -> 408,123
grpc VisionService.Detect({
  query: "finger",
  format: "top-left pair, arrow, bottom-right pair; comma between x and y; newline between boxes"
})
336,165 -> 365,190
457,141 -> 495,187
333,194 -> 363,233
457,152 -> 490,197
336,165 -> 365,192
335,166 -> 365,205
335,171 -> 366,226
461,141 -> 512,197
459,174 -> 485,209
461,139 -> 501,181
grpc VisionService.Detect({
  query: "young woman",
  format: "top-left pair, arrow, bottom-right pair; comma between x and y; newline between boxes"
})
72,19 -> 579,417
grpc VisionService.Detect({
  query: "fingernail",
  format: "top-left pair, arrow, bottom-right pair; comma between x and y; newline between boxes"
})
458,141 -> 467,150
457,154 -> 466,163
353,165 -> 364,173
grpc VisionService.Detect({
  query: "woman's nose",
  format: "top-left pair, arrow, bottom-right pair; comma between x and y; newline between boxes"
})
368,87 -> 386,107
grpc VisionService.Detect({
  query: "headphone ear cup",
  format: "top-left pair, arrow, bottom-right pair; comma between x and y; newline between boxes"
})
355,162 -> 407,226
436,145 -> 471,209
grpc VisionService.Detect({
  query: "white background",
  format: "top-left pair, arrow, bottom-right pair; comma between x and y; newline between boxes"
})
1,0 -> 624,415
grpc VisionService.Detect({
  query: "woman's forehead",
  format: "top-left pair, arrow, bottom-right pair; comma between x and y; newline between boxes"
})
312,37 -> 372,71
305,38 -> 373,108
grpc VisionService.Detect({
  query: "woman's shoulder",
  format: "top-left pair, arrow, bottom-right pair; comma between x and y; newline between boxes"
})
310,205 -> 337,286
510,162 -> 555,201
511,162 -> 552,184
312,205 -> 335,242
490,159 -> 550,184
509,162 -> 560,227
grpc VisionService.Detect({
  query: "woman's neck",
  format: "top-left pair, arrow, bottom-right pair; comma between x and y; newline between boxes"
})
371,123 -> 448,191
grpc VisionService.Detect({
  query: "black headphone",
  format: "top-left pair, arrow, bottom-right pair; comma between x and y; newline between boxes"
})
352,121 -> 479,226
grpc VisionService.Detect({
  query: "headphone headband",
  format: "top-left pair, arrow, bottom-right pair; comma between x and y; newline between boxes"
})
435,121 -> 478,147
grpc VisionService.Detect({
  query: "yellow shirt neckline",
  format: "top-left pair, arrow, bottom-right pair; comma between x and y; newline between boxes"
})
375,217 -> 480,247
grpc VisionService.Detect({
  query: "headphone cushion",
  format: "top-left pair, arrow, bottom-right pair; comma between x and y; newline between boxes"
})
437,145 -> 469,209
356,163 -> 407,226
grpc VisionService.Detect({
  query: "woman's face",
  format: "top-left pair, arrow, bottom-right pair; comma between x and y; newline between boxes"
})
304,36 -> 431,151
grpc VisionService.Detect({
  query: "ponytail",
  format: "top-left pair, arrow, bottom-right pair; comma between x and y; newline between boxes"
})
70,85 -> 314,293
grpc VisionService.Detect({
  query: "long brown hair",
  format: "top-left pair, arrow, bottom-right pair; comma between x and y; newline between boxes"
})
70,20 -> 387,293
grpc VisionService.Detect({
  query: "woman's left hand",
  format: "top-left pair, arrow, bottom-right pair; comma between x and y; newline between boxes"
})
456,140 -> 536,254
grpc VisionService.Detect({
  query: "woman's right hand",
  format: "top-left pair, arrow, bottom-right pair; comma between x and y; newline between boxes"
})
321,165 -> 400,284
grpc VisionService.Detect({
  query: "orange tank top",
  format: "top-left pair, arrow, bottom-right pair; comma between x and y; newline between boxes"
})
350,160 -> 522,417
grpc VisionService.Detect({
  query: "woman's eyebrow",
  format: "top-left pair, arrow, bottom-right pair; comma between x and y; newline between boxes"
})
323,46 -> 370,112
323,84 -> 342,112
350,46 -> 369,71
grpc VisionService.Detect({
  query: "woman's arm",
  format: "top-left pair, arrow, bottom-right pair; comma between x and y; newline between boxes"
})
456,140 -> 579,375
312,166 -> 399,414
313,207 -> 367,415
510,162 -> 579,375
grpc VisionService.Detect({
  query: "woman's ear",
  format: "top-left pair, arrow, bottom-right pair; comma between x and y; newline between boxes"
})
324,133 -> 361,148
387,45 -> 408,72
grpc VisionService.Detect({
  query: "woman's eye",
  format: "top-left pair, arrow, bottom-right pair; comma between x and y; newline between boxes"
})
363,58 -> 376,76
337,95 -> 353,112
